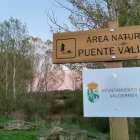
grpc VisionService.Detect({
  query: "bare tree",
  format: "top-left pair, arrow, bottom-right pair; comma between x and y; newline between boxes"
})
0,17 -> 32,99
47,0 -> 140,32
29,37 -> 65,94
67,70 -> 82,91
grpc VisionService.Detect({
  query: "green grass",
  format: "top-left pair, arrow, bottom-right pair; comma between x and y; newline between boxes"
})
0,117 -> 110,140
0,118 -> 52,140
0,129 -> 39,140
0,118 -> 14,123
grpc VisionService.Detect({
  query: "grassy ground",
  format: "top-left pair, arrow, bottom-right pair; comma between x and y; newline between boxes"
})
0,118 -> 52,140
0,118 -> 110,140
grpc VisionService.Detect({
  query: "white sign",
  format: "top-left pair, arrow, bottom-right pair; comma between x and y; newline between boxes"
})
83,68 -> 140,117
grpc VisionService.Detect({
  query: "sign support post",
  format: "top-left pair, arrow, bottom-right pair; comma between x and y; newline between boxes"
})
103,21 -> 129,140
53,19 -> 137,140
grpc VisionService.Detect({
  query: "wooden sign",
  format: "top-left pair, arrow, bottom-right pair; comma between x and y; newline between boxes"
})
53,25 -> 140,64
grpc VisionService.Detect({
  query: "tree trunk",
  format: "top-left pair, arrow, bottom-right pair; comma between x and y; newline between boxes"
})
13,52 -> 16,99
5,45 -> 8,98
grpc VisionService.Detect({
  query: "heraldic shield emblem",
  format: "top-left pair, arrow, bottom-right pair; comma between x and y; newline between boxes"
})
87,82 -> 99,103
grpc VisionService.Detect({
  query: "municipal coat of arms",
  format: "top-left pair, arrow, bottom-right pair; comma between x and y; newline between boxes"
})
87,82 -> 99,103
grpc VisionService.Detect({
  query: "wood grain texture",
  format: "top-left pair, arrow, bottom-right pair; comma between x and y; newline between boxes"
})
53,22 -> 140,64
104,21 -> 129,140
106,61 -> 122,68
109,118 -> 129,140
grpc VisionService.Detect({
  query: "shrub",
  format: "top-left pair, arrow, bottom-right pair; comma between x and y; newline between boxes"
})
63,89 -> 83,115
23,99 -> 36,120
94,118 -> 109,133
0,93 -> 16,116
64,99 -> 75,112
37,104 -> 49,119
50,100 -> 65,114
83,118 -> 110,133
60,115 -> 80,124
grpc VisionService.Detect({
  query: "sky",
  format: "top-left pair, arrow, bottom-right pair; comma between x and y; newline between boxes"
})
0,0 -> 71,42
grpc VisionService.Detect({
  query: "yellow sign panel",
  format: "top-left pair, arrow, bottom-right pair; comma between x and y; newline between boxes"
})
53,25 -> 140,64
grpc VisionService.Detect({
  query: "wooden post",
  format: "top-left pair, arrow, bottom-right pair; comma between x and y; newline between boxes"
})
103,21 -> 129,140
